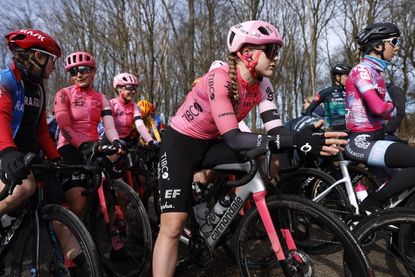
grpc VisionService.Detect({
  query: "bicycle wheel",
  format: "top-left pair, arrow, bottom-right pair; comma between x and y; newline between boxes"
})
235,194 -> 373,277
89,179 -> 152,277
353,208 -> 415,276
10,204 -> 101,276
142,176 -> 160,236
276,167 -> 351,219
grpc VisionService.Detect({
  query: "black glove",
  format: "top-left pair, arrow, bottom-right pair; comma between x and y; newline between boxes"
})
0,149 -> 30,186
78,141 -> 97,156
112,139 -> 127,151
293,125 -> 325,154
147,141 -> 160,152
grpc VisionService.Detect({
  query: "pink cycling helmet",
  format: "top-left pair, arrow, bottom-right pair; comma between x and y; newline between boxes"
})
64,51 -> 96,71
227,20 -> 284,53
113,73 -> 140,89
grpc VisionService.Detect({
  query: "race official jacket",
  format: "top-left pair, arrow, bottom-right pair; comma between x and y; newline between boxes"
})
0,63 -> 59,160
170,64 -> 281,140
345,55 -> 396,132
54,85 -> 119,149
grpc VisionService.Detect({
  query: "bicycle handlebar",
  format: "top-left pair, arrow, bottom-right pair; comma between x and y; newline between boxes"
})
225,143 -> 270,187
0,152 -> 103,201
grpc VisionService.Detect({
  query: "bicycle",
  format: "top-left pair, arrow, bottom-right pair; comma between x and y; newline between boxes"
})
0,153 -> 101,276
175,143 -> 374,276
124,144 -> 160,221
353,208 -> 415,276
80,144 -> 153,277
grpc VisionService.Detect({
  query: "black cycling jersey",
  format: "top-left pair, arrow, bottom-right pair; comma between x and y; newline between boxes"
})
14,79 -> 45,154
305,84 -> 346,130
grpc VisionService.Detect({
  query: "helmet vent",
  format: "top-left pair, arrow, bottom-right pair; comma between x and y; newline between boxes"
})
12,34 -> 27,41
258,26 -> 269,35
229,31 -> 235,46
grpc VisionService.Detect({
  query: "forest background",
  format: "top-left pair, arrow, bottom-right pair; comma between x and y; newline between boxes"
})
1,0 -> 415,138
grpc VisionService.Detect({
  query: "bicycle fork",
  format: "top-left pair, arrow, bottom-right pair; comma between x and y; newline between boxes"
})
97,179 -> 125,250
251,182 -> 308,275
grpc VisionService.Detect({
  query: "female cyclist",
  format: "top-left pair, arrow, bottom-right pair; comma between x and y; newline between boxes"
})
110,73 -> 155,145
343,22 -> 414,213
305,63 -> 352,131
152,20 -> 347,277
137,99 -> 162,143
54,51 -> 124,219
0,29 -> 61,217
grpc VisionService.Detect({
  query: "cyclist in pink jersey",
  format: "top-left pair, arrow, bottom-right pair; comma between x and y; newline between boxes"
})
343,22 -> 415,213
110,72 -> 155,145
54,51 -> 124,219
152,20 -> 347,277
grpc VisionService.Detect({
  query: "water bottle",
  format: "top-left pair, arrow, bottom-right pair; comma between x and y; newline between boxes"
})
208,195 -> 233,226
355,182 -> 368,202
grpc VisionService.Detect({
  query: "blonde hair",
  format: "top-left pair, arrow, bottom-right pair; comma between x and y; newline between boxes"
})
227,52 -> 240,113
305,96 -> 314,104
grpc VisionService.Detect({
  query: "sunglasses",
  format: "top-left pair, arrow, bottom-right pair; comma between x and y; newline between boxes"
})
124,85 -> 138,92
383,37 -> 400,47
32,48 -> 58,63
69,66 -> 93,77
261,43 -> 281,60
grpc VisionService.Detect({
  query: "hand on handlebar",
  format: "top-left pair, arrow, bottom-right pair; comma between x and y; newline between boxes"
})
0,149 -> 30,187
286,120 -> 347,156
112,139 -> 127,155
147,141 -> 160,152
307,120 -> 348,156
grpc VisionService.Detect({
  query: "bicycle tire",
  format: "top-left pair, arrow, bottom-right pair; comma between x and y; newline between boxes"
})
142,176 -> 160,236
235,194 -> 373,277
353,208 -> 415,276
276,167 -> 351,219
88,179 -> 152,277
10,204 -> 101,276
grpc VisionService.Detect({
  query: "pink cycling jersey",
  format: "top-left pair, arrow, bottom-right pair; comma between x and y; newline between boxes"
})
345,56 -> 395,132
54,85 -> 119,148
110,96 -> 153,143
170,65 -> 281,139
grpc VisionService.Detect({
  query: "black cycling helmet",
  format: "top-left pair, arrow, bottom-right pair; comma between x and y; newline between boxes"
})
356,22 -> 401,46
331,63 -> 352,77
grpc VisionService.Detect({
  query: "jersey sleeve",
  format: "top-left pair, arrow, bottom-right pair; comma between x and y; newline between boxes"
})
54,88 -> 84,148
354,65 -> 395,117
133,103 -> 153,143
0,86 -> 17,153
305,92 -> 323,116
209,71 -> 239,135
101,94 -> 119,143
257,78 -> 283,133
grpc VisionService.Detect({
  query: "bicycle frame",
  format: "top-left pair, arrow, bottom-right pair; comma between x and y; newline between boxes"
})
311,152 -> 415,216
312,157 -> 360,213
184,161 -> 297,262
0,180 -> 65,276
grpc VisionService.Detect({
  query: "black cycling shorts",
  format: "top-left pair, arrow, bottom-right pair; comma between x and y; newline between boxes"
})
158,127 -> 244,213
58,144 -> 87,191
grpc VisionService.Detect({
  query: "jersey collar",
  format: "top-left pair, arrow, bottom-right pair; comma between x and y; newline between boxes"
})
363,55 -> 390,72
